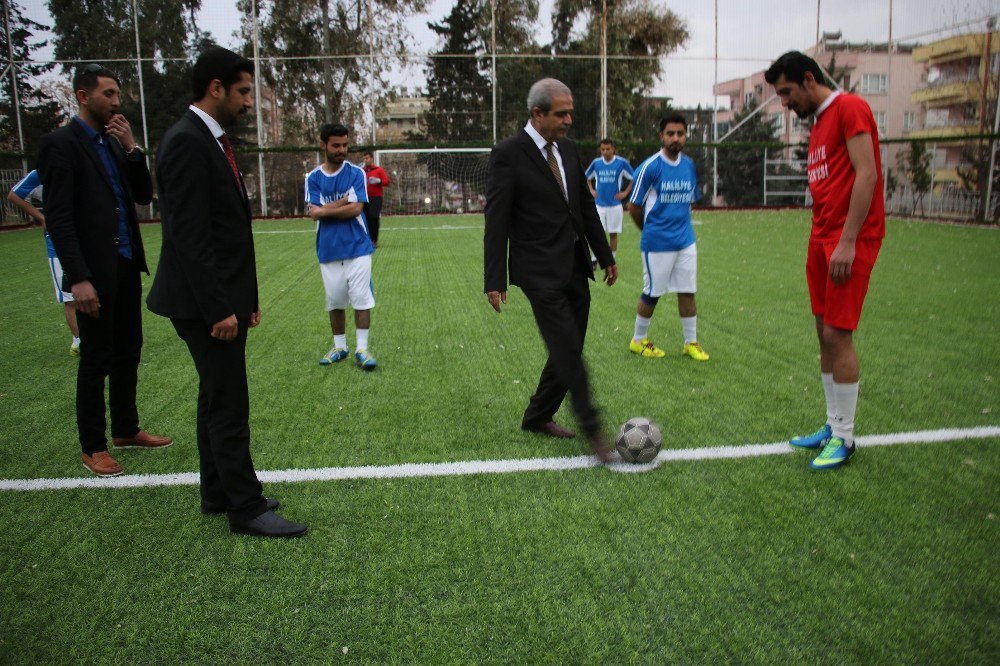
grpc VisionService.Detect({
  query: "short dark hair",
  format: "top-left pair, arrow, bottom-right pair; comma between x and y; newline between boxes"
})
191,45 -> 254,102
599,138 -> 614,147
320,123 -> 349,143
73,64 -> 120,93
659,113 -> 687,132
764,51 -> 826,86
363,151 -> 374,158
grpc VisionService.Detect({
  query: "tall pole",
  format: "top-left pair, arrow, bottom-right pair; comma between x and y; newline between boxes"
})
816,0 -> 821,46
321,0 -> 332,123
491,0 -> 497,143
712,0 -> 718,205
251,0 -> 267,215
885,0 -> 893,200
3,0 -> 27,172
368,0 -> 376,145
131,0 -> 151,200
600,0 -> 607,138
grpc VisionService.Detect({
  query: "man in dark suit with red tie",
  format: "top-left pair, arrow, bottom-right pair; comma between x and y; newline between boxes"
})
38,64 -> 172,478
147,46 -> 306,537
484,78 -> 618,462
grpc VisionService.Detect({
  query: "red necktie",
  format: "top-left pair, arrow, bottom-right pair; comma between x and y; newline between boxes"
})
218,134 -> 242,187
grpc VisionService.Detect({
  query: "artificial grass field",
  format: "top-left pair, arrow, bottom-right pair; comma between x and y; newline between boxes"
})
0,211 -> 997,663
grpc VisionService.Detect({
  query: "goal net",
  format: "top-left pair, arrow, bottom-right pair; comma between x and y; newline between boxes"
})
374,148 -> 491,215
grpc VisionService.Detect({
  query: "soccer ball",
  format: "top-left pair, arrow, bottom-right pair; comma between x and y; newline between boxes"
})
615,417 -> 663,463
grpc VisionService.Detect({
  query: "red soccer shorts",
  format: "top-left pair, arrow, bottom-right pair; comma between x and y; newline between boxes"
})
806,237 -> 882,331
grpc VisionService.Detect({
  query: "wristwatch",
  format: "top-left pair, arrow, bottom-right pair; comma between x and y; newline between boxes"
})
125,144 -> 146,157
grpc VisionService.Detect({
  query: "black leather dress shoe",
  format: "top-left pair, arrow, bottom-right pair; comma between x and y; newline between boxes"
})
230,510 -> 308,538
202,497 -> 279,515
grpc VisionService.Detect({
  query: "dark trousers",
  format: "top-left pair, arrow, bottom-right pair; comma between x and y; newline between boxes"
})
364,196 -> 382,244
171,318 -> 266,522
76,255 -> 142,454
520,253 -> 600,437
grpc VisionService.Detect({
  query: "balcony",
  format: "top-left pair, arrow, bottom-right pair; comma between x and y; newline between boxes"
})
908,123 -> 979,140
911,80 -> 980,106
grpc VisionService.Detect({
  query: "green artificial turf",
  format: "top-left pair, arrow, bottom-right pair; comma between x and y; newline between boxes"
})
0,211 -> 997,663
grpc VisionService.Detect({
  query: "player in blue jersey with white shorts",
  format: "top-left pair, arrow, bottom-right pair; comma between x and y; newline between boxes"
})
585,138 -> 633,266
306,123 -> 377,370
7,170 -> 81,355
627,114 -> 709,361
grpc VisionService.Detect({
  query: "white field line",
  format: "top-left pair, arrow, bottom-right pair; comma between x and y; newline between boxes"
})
0,426 -> 997,492
253,225 -> 481,235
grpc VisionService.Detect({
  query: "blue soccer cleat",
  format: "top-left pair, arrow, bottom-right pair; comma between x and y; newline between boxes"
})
790,423 -> 831,449
354,349 -> 377,370
320,347 -> 349,365
810,436 -> 854,470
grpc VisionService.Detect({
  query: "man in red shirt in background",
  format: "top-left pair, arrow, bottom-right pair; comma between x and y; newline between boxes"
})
765,51 -> 885,471
362,152 -> 390,247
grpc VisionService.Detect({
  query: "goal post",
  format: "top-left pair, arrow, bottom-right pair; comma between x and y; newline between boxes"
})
374,148 -> 492,215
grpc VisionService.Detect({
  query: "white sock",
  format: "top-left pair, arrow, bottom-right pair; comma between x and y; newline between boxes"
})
822,372 -> 837,425
72,336 -> 80,345
612,251 -> 616,259
334,334 -> 347,351
831,381 -> 859,446
681,316 -> 697,344
356,328 -> 369,351
633,315 -> 651,342
591,254 -> 597,262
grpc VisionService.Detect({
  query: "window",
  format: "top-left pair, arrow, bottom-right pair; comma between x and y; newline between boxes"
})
903,111 -> 916,131
744,91 -> 755,108
874,111 -> 887,135
861,73 -> 887,94
772,112 -> 785,136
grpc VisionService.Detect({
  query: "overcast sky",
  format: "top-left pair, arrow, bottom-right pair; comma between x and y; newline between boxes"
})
21,0 -> 997,108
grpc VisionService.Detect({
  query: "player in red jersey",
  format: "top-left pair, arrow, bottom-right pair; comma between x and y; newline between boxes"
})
765,51 -> 884,470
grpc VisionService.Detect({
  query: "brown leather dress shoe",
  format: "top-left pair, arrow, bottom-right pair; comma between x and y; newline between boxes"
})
81,451 -> 123,477
525,421 -> 576,438
112,430 -> 173,449
587,433 -> 614,464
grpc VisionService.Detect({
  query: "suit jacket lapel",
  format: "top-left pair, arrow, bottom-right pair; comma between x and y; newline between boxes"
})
518,130 -> 568,206
185,110 -> 251,211
70,121 -> 115,193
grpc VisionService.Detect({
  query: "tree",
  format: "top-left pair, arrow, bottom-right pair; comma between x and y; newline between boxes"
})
425,0 -> 490,142
548,0 -> 689,141
236,0 -> 428,146
0,0 -> 62,160
716,99 -> 779,206
904,140 -> 932,216
46,0 -> 202,150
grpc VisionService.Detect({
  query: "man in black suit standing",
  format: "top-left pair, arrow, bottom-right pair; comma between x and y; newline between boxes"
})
484,77 -> 618,462
147,46 -> 306,538
38,64 -> 172,478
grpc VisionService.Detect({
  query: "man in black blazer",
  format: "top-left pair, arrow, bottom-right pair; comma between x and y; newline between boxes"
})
484,77 -> 618,462
38,64 -> 172,478
147,46 -> 306,538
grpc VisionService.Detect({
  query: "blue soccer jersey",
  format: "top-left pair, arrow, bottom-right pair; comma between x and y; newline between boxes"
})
584,156 -> 634,207
628,152 -> 699,252
305,162 -> 373,263
11,170 -> 56,258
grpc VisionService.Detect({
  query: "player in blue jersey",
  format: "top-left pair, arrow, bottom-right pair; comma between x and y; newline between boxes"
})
7,170 -> 81,355
626,114 -> 709,361
305,123 -> 377,370
585,138 -> 633,266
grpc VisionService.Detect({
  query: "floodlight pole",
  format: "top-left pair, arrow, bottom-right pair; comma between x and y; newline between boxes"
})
251,0 -> 268,215
600,0 -> 607,139
712,0 -> 718,205
3,0 -> 27,173
491,0 -> 497,143
368,1 -> 376,145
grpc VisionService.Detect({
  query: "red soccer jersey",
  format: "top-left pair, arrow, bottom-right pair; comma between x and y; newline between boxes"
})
807,92 -> 885,242
363,165 -> 390,198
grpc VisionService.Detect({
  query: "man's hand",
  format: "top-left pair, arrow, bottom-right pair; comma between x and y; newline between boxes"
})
614,191 -> 627,201
249,307 -> 262,329
105,113 -> 136,153
211,314 -> 239,341
487,290 -> 507,313
71,280 -> 100,317
603,264 -> 618,286
829,239 -> 856,285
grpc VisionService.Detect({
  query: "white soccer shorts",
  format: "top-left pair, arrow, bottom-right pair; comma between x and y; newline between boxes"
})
596,204 -> 624,234
48,256 -> 74,303
319,254 -> 375,311
642,244 -> 697,297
